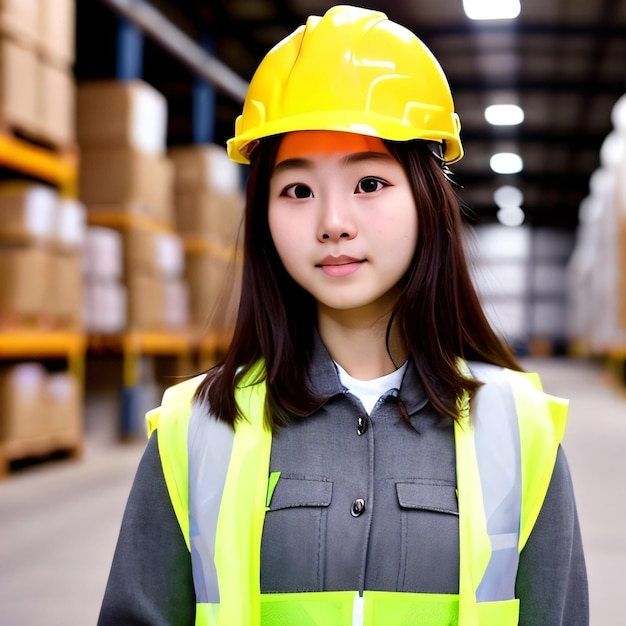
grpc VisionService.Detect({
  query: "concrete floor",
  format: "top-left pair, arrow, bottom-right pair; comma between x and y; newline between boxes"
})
0,356 -> 623,625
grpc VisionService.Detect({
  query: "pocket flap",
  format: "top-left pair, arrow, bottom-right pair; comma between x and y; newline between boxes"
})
269,477 -> 333,511
396,481 -> 458,515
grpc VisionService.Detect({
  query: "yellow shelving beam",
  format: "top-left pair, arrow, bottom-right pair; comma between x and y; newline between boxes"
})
87,211 -> 173,233
0,135 -> 78,194
0,331 -> 85,358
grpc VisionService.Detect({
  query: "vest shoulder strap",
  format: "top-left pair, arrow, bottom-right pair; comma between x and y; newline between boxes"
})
147,373 -> 206,550
147,373 -> 206,435
502,368 -> 568,548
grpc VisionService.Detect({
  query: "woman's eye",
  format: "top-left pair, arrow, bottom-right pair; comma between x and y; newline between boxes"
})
284,183 -> 314,199
356,177 -> 387,194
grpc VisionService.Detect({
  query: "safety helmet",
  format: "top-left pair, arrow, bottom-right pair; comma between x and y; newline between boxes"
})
227,5 -> 463,165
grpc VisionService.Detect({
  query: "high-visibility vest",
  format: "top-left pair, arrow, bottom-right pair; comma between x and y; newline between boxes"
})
147,360 -> 567,625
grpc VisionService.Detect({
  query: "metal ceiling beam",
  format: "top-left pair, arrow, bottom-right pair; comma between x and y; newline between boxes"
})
449,78 -> 626,94
457,171 -> 590,190
417,22 -> 626,38
99,0 -> 249,102
459,129 -> 606,149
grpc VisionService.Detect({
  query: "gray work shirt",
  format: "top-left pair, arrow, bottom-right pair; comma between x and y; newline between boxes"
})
98,339 -> 589,625
262,340 -> 459,594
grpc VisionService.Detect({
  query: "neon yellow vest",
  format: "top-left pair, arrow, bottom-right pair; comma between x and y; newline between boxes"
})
147,361 -> 567,625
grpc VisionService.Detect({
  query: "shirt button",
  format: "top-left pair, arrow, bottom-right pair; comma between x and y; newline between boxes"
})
351,498 -> 366,517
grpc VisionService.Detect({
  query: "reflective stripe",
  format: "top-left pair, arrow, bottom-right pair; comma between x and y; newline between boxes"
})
188,404 -> 235,603
352,595 -> 364,626
470,363 -> 521,603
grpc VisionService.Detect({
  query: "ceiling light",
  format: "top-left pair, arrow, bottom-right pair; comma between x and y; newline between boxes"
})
494,185 -> 524,208
611,94 -> 626,132
485,104 -> 524,126
600,131 -> 626,168
463,0 -> 521,20
497,206 -> 525,227
490,152 -> 523,174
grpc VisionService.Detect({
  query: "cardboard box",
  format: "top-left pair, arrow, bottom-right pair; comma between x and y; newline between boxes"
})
150,156 -> 175,225
163,278 -> 189,329
46,250 -> 83,328
155,232 -> 184,279
123,227 -> 159,277
168,144 -> 241,193
0,182 -> 58,244
38,0 -> 75,67
44,372 -> 81,438
127,271 -> 165,331
0,363 -> 46,442
38,59 -> 75,147
76,79 -> 167,155
79,148 -> 173,220
123,228 -> 185,279
0,38 -> 37,133
83,280 -> 127,334
83,226 -> 123,281
174,189 -> 243,243
0,245 -> 49,318
185,251 -> 232,331
55,198 -> 86,251
0,0 -> 39,47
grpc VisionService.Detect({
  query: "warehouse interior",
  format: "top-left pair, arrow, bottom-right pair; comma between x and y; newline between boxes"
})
0,0 -> 625,624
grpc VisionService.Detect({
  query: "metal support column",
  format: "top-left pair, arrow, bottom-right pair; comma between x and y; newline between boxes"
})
116,16 -> 144,80
192,34 -> 216,144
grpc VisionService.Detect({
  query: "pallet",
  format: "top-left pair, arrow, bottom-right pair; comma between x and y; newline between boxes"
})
0,113 -> 76,156
0,121 -> 78,192
0,432 -> 83,479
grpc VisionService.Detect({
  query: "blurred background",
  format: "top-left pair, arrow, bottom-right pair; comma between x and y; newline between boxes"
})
0,0 -> 625,624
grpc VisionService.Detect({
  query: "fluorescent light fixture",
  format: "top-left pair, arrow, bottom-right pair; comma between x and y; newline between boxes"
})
497,206 -> 525,226
600,131 -> 626,168
611,94 -> 626,131
463,0 -> 521,20
494,185 -> 524,209
490,152 -> 523,174
485,104 -> 524,126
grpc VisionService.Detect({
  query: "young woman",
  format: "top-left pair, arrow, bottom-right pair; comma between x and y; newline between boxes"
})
99,6 -> 588,625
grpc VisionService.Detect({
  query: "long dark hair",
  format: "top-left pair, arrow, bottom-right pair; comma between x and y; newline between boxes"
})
194,135 -> 522,429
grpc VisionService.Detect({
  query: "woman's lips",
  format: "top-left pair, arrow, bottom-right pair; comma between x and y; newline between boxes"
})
315,255 -> 365,277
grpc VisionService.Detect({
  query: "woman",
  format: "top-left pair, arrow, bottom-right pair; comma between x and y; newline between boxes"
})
99,6 -> 588,625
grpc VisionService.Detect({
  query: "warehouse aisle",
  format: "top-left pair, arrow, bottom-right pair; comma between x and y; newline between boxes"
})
0,356 -> 623,625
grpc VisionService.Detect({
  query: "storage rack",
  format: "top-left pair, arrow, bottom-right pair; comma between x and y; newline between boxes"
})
81,0 -> 247,438
0,131 -> 83,476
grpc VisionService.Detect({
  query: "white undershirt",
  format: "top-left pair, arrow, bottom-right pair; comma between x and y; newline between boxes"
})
335,361 -> 408,414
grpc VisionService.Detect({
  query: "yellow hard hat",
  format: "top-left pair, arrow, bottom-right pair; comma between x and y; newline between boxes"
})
227,5 -> 463,165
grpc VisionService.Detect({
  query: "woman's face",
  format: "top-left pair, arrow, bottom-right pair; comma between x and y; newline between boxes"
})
268,131 -> 418,322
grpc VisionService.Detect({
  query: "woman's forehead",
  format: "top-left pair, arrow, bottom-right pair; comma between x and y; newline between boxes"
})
276,130 -> 389,162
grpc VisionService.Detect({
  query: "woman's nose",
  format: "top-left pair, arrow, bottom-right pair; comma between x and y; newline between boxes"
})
317,197 -> 357,242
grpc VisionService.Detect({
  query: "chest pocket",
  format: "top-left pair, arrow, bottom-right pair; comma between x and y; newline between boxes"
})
261,477 -> 333,593
396,480 -> 460,594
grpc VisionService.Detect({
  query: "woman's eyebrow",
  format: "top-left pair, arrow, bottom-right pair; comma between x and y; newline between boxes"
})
273,157 -> 311,174
343,151 -> 394,165
274,151 -> 393,174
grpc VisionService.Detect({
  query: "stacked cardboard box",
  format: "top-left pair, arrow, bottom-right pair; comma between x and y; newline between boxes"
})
0,182 -> 85,330
0,363 -> 82,457
77,79 -> 173,224
168,144 -> 244,335
83,225 -> 188,333
77,79 -> 188,332
83,226 -> 126,334
0,0 -> 75,147
122,227 -> 188,331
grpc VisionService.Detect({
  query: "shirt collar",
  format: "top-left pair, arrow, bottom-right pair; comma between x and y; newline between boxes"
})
306,331 -> 429,416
